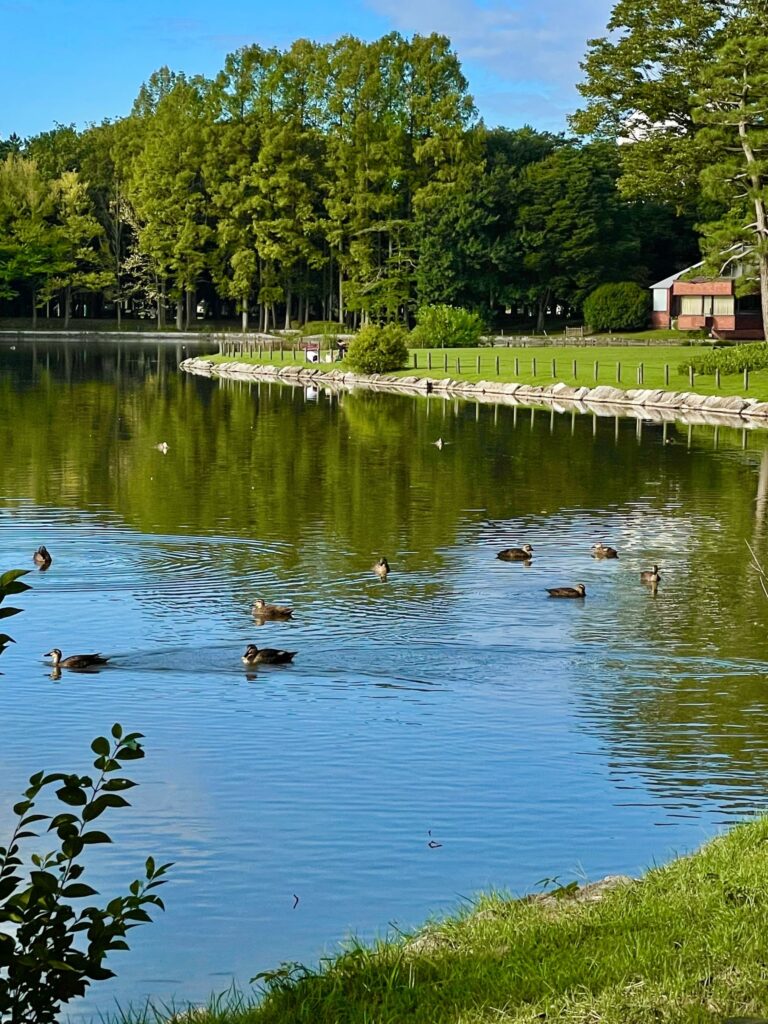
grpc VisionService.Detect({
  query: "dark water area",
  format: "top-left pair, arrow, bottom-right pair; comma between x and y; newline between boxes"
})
2,337 -> 768,1018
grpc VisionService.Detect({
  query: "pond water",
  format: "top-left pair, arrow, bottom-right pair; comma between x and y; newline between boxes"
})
2,337 -> 768,1019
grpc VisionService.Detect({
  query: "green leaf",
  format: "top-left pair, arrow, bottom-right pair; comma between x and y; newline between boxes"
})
0,607 -> 22,619
90,736 -> 110,757
62,883 -> 99,898
102,778 -> 137,791
80,830 -> 112,845
82,794 -> 130,821
111,723 -> 123,739
55,786 -> 87,807
29,870 -> 59,893
0,570 -> 30,588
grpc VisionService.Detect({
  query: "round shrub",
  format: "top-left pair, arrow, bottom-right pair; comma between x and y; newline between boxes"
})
410,304 -> 484,348
345,323 -> 409,374
582,282 -> 650,332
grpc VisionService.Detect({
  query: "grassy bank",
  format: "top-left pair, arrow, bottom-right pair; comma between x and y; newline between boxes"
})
119,817 -> 768,1024
205,344 -> 768,403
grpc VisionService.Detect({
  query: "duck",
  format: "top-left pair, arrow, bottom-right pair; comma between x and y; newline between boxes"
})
373,557 -> 390,578
45,648 -> 109,669
241,644 -> 296,666
497,544 -> 533,561
33,545 -> 52,569
591,543 -> 618,559
640,565 -> 661,584
252,599 -> 294,620
546,584 -> 586,599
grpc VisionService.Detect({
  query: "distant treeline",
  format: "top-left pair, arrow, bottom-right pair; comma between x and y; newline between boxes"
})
0,33 -> 699,331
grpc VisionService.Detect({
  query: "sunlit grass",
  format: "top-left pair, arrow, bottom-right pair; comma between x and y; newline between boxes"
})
111,817 -> 768,1024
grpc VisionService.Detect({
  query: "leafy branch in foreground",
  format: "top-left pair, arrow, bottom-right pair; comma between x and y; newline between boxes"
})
0,569 -> 30,659
0,723 -> 172,1024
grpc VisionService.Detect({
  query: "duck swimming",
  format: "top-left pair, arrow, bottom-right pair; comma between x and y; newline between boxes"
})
497,544 -> 533,561
546,584 -> 586,598
242,644 -> 296,665
45,648 -> 109,669
591,543 -> 618,559
640,565 -> 661,584
373,557 -> 390,578
252,599 -> 294,620
33,546 -> 52,569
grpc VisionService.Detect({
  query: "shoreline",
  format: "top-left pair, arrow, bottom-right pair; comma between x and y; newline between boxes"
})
180,356 -> 768,430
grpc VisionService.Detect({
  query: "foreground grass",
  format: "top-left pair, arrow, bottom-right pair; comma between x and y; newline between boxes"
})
205,344 -> 768,403
117,818 -> 768,1024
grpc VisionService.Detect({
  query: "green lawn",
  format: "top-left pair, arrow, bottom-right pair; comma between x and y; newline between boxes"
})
206,344 -> 768,402
117,817 -> 768,1023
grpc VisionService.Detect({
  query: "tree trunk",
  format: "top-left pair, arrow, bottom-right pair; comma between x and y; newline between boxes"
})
284,288 -> 292,330
185,288 -> 194,331
242,296 -> 249,333
536,288 -> 550,332
64,286 -> 72,329
31,287 -> 37,329
338,267 -> 344,324
738,94 -> 768,341
176,298 -> 183,331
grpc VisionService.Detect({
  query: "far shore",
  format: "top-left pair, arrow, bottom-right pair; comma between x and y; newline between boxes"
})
181,354 -> 768,431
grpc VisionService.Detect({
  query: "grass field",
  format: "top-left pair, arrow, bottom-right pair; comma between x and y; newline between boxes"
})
115,817 -> 768,1023
206,344 -> 768,403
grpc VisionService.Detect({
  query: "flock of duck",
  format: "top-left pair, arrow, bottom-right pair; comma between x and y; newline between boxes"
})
34,548 -> 393,674
35,542 -> 660,673
496,541 -> 661,598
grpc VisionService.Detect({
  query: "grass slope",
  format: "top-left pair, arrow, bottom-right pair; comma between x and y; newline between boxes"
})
121,818 -> 768,1024
206,345 -> 768,403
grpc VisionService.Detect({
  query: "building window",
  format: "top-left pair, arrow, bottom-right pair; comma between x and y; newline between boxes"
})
713,295 -> 734,315
652,289 -> 668,312
680,296 -> 703,315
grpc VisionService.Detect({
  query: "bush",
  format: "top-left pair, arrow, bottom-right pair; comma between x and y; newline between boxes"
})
678,341 -> 768,376
301,321 -> 344,337
582,283 -> 650,332
410,305 -> 484,349
345,324 -> 409,374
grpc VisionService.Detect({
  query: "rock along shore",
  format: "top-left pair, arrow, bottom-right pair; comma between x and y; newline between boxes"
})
180,356 -> 768,430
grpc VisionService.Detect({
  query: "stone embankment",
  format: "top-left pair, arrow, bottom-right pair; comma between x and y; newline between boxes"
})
180,357 -> 768,429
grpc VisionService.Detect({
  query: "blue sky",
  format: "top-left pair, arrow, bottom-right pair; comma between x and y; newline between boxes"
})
1,0 -> 614,139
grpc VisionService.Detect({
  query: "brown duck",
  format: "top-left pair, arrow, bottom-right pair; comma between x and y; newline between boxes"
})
640,565 -> 661,584
33,546 -> 52,569
252,599 -> 294,620
373,557 -> 390,578
242,644 -> 296,666
497,544 -> 533,561
45,648 -> 109,669
591,543 -> 618,559
546,584 -> 586,599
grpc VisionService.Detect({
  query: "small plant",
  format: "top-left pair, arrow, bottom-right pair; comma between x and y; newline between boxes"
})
345,323 -> 409,373
0,569 -> 30,658
301,321 -> 344,337
678,341 -> 768,376
582,282 -> 650,332
0,723 -> 171,1023
410,305 -> 484,349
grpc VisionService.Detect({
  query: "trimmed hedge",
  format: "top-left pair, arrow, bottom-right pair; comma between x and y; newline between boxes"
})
583,282 -> 650,332
678,341 -> 768,376
410,305 -> 484,349
345,323 -> 409,373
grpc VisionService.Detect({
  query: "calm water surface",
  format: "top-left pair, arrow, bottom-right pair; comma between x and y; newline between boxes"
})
2,338 -> 768,1018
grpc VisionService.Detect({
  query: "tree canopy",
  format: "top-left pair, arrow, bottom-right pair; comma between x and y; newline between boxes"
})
0,31 -> 699,330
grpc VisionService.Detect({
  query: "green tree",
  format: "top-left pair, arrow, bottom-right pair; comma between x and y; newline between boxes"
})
128,69 -> 213,329
0,156 -> 62,325
573,0 -> 768,337
48,170 -> 110,327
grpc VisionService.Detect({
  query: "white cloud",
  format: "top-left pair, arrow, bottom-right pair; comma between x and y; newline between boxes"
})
364,0 -> 614,127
